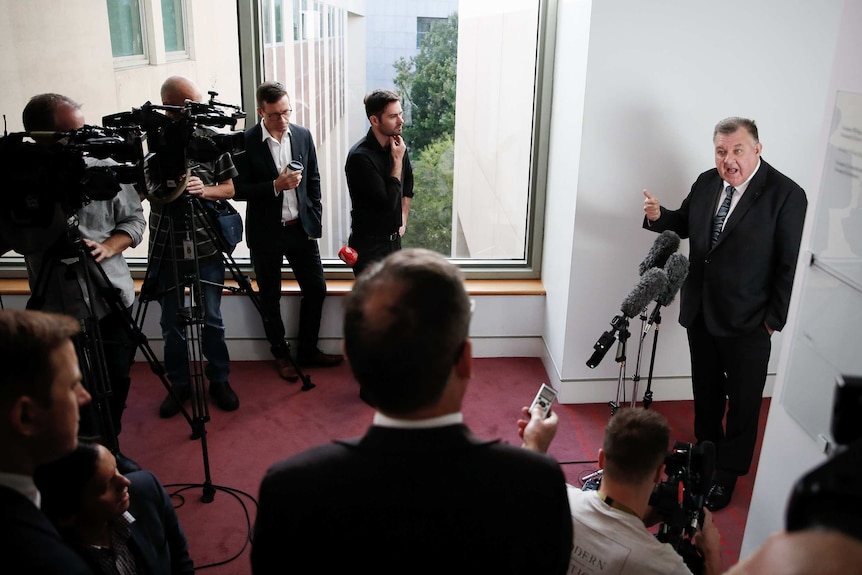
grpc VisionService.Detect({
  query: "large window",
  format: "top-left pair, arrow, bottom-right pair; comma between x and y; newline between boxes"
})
0,0 -> 553,279
254,0 -> 551,273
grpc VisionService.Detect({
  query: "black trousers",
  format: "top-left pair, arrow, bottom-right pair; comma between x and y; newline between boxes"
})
687,316 -> 772,481
78,308 -> 136,437
348,233 -> 401,277
252,224 -> 326,360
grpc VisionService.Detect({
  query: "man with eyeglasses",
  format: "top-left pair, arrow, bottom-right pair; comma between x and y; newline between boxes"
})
234,82 -> 342,383
344,89 -> 414,276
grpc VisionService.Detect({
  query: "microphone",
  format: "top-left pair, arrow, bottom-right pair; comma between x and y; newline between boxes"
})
646,253 -> 689,326
656,253 -> 689,307
587,268 -> 668,368
638,230 -> 680,275
621,268 -> 668,318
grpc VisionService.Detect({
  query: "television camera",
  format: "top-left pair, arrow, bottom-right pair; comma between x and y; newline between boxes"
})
649,440 -> 715,575
102,90 -> 245,204
0,124 -> 147,253
786,374 -> 862,542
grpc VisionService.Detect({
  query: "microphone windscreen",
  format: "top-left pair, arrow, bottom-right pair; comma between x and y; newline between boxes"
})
656,253 -> 690,307
638,230 -> 680,275
620,268 -> 668,318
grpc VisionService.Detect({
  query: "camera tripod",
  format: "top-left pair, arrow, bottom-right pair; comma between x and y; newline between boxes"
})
26,212 -> 178,470
137,189 -> 314,501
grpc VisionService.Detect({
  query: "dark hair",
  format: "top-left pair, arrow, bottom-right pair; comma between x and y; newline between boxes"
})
714,116 -> 759,144
602,407 -> 670,484
0,309 -> 79,406
344,249 -> 471,414
363,89 -> 401,120
22,93 -> 81,132
256,81 -> 289,108
33,441 -> 101,522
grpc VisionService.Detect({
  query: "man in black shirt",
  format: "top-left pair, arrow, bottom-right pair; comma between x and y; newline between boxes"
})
344,89 -> 414,276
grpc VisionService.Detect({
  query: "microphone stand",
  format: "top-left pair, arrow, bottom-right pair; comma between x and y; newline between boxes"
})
609,317 -> 630,416
642,305 -> 663,409
629,306 -> 651,408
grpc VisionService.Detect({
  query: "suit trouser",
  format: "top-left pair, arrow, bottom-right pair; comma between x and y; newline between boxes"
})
348,234 -> 402,277
252,224 -> 326,359
687,316 -> 771,481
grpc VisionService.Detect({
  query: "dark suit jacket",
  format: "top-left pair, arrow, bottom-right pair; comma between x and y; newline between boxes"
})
234,122 -> 323,247
645,159 -> 807,336
251,424 -> 573,574
0,485 -> 94,575
124,470 -> 194,575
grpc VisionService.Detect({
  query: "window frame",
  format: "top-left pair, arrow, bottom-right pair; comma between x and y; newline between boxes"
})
237,0 -> 558,280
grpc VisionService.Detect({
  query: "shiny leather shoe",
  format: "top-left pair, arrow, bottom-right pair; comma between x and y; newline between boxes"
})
297,349 -> 344,368
209,381 -> 240,412
159,384 -> 190,419
275,358 -> 299,382
705,482 -> 734,512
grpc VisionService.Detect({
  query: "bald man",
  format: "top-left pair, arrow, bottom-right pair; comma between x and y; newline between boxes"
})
150,76 -> 240,418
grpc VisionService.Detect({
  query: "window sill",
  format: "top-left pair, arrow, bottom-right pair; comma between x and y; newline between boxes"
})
0,278 -> 545,297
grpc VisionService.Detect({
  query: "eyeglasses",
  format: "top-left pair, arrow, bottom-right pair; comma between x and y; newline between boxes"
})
265,108 -> 293,120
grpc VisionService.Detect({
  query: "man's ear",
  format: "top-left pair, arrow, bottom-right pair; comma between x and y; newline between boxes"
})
598,448 -> 605,470
369,114 -> 379,128
454,339 -> 472,380
654,463 -> 666,484
8,395 -> 37,437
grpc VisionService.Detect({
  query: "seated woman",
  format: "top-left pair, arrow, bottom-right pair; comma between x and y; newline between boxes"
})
33,442 -> 194,575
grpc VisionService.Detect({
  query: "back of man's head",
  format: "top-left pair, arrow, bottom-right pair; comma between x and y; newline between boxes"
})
0,309 -> 79,409
344,249 -> 471,415
602,407 -> 669,485
22,93 -> 82,132
161,75 -> 203,107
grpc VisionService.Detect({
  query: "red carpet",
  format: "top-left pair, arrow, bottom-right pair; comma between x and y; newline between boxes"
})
120,358 -> 766,573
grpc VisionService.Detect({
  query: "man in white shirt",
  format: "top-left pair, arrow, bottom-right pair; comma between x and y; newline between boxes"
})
522,405 -> 722,574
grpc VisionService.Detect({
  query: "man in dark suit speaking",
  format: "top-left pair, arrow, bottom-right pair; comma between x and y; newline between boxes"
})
251,249 -> 573,574
234,81 -> 342,383
642,117 -> 807,511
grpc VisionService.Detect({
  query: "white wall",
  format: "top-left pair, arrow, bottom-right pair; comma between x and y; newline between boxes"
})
740,0 -> 862,557
543,0 -> 843,408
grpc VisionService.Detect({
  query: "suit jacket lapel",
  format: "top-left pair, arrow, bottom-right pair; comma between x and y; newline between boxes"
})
251,123 -> 279,179
128,519 -> 160,574
712,160 -> 769,249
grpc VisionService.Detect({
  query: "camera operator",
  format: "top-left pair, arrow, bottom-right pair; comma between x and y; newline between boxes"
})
523,407 -> 721,575
21,93 -> 145,468
150,76 -> 239,418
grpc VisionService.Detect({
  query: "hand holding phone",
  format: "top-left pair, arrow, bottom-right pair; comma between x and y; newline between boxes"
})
530,383 -> 558,419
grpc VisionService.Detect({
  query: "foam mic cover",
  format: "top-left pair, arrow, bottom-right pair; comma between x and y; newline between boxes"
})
638,230 -> 680,275
620,268 -> 668,318
656,253 -> 689,307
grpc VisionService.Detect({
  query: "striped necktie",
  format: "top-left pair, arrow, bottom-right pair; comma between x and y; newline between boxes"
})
711,185 -> 735,246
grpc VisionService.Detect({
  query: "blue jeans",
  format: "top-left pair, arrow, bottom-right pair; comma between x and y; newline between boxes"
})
157,257 -> 230,386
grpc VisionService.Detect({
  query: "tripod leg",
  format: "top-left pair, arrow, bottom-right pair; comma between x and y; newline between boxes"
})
643,315 -> 662,409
